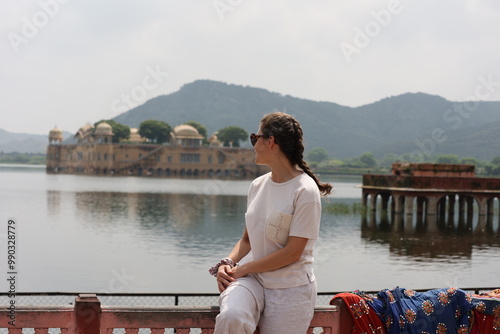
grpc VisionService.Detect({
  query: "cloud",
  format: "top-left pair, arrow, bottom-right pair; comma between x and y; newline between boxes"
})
0,0 -> 499,134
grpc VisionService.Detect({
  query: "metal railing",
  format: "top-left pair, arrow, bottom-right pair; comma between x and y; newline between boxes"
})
1,287 -> 497,307
0,294 -> 343,334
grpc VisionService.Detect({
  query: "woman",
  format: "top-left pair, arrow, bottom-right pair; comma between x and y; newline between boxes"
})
209,111 -> 333,334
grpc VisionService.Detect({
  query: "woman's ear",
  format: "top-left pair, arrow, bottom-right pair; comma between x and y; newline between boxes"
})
268,136 -> 276,148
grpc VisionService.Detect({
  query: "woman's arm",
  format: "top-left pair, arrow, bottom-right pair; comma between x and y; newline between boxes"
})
228,236 -> 308,279
216,227 -> 251,292
227,227 -> 251,263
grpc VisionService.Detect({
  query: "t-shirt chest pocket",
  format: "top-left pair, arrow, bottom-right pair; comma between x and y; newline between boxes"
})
265,210 -> 293,245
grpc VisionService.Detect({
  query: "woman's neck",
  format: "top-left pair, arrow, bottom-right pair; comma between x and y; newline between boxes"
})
269,158 -> 302,183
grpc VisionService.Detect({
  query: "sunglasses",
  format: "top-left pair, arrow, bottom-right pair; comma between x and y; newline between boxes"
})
250,133 -> 265,146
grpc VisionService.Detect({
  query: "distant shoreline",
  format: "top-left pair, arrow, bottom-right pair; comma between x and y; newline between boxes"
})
0,163 -> 45,168
0,164 -> 371,176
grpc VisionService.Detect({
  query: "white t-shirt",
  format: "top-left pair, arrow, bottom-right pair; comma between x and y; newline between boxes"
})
245,172 -> 321,289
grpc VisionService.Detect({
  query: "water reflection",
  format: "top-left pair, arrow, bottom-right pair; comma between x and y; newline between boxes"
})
46,190 -> 62,217
361,212 -> 500,260
134,192 -> 247,244
73,192 -> 136,228
68,191 -> 247,263
39,188 -> 500,292
63,191 -> 500,262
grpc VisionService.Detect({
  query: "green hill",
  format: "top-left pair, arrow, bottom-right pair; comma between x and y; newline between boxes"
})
113,80 -> 500,160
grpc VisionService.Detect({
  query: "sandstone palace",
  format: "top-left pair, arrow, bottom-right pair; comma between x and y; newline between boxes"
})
46,122 -> 268,179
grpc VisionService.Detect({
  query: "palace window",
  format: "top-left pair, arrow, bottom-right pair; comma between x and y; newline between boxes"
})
180,154 -> 200,163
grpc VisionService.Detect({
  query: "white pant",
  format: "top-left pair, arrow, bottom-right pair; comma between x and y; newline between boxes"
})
214,274 -> 317,334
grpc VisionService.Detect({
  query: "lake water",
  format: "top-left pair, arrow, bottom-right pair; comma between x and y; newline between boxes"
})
0,165 -> 499,296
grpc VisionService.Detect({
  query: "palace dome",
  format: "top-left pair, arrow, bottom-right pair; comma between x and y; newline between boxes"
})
77,124 -> 93,135
129,128 -> 146,142
208,133 -> 222,147
173,124 -> 203,138
95,122 -> 113,136
49,126 -> 63,141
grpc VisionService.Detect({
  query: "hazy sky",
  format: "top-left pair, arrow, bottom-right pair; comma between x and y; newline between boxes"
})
1,0 -> 499,135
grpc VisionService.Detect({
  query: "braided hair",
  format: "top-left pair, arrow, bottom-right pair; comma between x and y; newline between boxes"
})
260,111 -> 333,196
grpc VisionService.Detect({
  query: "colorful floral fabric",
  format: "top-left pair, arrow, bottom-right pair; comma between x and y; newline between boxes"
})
471,289 -> 500,334
363,287 -> 473,334
332,288 -> 500,334
331,292 -> 386,334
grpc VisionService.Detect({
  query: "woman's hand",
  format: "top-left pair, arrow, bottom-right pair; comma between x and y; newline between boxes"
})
227,264 -> 248,280
216,264 -> 236,293
215,227 -> 252,292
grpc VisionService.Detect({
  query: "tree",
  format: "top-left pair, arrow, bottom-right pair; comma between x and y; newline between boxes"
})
217,126 -> 248,147
461,157 -> 478,165
491,156 -> 500,165
94,120 -> 130,143
436,154 -> 459,164
485,164 -> 500,176
359,152 -> 377,168
307,148 -> 329,163
139,120 -> 172,144
379,153 -> 399,169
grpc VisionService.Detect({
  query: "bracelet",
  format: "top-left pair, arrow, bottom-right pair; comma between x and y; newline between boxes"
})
209,257 -> 236,277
